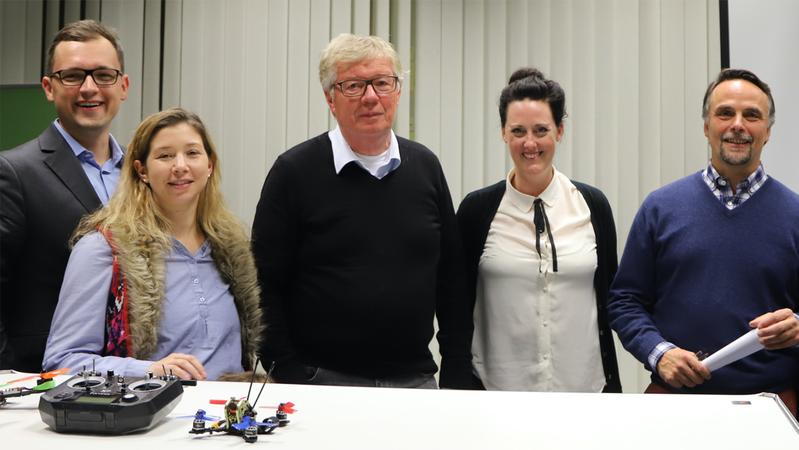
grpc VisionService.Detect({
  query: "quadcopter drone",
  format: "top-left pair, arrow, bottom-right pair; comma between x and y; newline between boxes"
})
0,368 -> 67,407
187,361 -> 295,443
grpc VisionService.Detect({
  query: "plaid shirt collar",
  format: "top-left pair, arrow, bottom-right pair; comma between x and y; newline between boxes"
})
702,163 -> 767,210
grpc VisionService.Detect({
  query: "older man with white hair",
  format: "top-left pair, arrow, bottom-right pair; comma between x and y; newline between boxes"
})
252,34 -> 473,389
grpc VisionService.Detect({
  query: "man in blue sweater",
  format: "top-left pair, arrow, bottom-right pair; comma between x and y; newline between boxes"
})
608,69 -> 799,414
251,34 -> 472,389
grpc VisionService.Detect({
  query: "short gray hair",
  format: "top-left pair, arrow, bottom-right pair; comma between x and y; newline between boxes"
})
318,33 -> 402,93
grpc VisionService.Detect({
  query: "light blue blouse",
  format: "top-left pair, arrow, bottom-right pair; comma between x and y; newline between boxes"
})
43,232 -> 243,379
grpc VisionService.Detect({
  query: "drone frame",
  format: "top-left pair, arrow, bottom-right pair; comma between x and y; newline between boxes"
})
188,359 -> 282,443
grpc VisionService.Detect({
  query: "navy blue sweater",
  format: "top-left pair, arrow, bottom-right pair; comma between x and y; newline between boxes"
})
609,172 -> 799,394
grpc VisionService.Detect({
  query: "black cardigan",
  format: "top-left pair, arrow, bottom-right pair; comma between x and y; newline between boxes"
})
456,179 -> 622,392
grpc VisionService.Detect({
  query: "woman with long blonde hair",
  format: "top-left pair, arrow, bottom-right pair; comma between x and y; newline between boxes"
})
44,108 -> 262,380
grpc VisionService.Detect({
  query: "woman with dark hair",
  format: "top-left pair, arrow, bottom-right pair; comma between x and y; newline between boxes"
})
457,68 -> 621,392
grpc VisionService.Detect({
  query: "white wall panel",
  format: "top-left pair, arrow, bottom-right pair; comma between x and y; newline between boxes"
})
352,0 -> 370,36
461,0 -> 486,196
592,0 -> 615,189
390,0 -> 411,137
241,0 -> 270,221
330,0 -> 351,36
440,0 -> 464,201
198,0 -> 225,148
286,0 -> 312,148
308,0 -> 332,136
102,0 -> 144,146
548,0 -> 573,177
179,1 -> 204,114
684,0 -> 712,172
637,0 -> 662,202
264,0 -> 289,183
161,0 -> 182,109
659,0 -> 687,184
141,0 -> 162,118
571,0 -> 597,184
614,0 -> 645,394
527,0 -> 551,76
414,0 -> 442,156
483,1 -> 508,183
220,0 -> 247,215
371,0 -> 390,39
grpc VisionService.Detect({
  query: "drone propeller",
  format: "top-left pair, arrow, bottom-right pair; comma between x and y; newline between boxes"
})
194,409 -> 222,422
261,401 -> 297,414
175,409 -> 222,421
208,397 -> 244,405
0,368 -> 69,387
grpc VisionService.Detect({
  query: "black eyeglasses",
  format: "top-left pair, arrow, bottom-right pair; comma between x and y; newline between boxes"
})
335,76 -> 400,97
49,68 -> 122,86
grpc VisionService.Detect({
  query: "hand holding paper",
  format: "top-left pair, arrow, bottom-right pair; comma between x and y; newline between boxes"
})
749,308 -> 799,349
702,329 -> 764,372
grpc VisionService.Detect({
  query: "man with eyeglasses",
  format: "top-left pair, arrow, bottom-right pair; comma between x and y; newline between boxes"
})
0,20 -> 129,372
252,34 -> 473,389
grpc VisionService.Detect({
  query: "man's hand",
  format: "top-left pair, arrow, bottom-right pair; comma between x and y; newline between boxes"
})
749,308 -> 799,349
656,348 -> 711,389
149,353 -> 207,380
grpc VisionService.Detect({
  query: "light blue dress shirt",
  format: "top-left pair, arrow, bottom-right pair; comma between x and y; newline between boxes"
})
43,232 -> 244,379
53,119 -> 123,204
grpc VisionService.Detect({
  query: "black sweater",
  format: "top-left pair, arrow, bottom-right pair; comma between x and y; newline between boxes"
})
252,133 -> 473,388
456,179 -> 622,392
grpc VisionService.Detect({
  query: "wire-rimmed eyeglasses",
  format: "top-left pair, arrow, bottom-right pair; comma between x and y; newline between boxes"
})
49,68 -> 122,86
335,76 -> 400,97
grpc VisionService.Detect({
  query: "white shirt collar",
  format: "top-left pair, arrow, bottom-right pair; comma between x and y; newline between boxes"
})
505,167 -> 562,212
328,127 -> 401,178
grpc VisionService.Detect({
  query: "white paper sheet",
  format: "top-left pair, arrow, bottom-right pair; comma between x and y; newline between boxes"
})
702,329 -> 764,372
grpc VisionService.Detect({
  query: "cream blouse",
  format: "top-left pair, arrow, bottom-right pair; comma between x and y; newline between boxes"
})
472,168 -> 605,392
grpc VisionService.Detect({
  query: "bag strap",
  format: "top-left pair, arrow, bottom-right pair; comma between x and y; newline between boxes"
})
97,227 -> 134,357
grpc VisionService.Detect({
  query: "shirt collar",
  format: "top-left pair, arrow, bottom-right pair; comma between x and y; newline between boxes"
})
505,167 -> 561,213
171,238 -> 211,258
328,126 -> 401,175
703,162 -> 766,194
53,119 -> 124,168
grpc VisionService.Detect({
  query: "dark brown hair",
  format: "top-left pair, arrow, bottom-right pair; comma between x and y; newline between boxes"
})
47,20 -> 125,73
499,67 -> 566,128
702,68 -> 775,127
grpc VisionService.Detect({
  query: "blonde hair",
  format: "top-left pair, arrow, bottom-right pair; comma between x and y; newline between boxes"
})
318,33 -> 402,93
73,108 -> 248,254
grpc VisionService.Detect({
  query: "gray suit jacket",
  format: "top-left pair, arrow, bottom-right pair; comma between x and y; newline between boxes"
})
0,124 -> 102,372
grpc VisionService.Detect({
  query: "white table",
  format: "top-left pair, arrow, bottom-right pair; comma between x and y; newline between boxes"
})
2,372 -> 798,449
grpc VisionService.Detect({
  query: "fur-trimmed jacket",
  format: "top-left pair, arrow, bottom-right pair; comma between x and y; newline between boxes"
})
111,232 -> 263,371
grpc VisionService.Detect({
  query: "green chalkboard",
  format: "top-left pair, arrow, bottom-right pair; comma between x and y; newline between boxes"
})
0,84 -> 55,151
